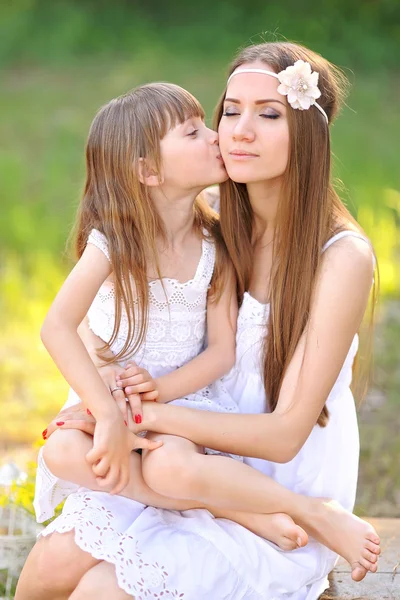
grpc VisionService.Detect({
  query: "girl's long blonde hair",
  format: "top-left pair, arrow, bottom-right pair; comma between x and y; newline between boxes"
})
214,42 -> 377,426
74,83 -> 227,363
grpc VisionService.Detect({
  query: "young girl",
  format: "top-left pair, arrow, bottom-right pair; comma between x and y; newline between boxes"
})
35,82 -> 309,551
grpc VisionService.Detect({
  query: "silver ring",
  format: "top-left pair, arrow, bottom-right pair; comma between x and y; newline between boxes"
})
110,387 -> 122,394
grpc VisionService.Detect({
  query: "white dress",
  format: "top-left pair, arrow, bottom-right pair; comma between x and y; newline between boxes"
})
35,231 -> 367,600
34,228 -> 240,522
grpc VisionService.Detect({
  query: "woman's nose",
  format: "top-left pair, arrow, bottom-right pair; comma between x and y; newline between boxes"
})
232,117 -> 255,142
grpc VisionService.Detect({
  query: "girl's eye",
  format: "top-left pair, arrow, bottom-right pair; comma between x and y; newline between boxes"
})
188,129 -> 198,137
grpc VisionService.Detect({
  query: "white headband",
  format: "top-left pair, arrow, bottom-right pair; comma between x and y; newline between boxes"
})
227,61 -> 329,124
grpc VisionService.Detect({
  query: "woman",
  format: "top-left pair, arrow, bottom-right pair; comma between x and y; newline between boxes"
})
16,41 -> 380,600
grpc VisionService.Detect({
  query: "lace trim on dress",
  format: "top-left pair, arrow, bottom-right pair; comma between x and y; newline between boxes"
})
40,492 -> 187,599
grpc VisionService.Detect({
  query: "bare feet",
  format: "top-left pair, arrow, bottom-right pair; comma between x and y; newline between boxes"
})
220,511 -> 308,551
257,513 -> 309,551
305,499 -> 381,581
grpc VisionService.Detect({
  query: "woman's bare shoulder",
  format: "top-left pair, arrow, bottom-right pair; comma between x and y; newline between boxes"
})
203,186 -> 220,212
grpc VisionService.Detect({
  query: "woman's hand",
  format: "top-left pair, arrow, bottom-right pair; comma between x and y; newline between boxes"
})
43,402 -> 162,494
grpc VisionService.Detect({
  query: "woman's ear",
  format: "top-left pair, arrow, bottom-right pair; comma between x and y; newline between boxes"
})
138,158 -> 164,186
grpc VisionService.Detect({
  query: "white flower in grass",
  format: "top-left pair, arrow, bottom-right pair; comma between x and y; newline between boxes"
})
277,60 -> 321,110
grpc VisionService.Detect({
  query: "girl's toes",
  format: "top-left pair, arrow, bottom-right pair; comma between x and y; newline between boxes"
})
281,538 -> 298,551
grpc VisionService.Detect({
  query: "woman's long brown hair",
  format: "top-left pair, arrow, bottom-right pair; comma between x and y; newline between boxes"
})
214,42 -> 377,426
74,83 -> 226,363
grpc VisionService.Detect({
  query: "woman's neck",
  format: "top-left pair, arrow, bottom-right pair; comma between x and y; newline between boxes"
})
247,179 -> 281,243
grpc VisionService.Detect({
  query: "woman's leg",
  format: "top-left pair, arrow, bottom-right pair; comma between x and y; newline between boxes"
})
70,562 -> 132,600
14,531 -> 100,600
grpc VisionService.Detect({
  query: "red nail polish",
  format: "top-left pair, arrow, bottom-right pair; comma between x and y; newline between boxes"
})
42,429 -> 47,439
56,421 -> 65,426
134,414 -> 142,424
124,420 -> 128,426
87,409 -> 92,415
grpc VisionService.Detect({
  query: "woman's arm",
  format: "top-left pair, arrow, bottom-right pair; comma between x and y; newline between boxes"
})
138,237 -> 375,462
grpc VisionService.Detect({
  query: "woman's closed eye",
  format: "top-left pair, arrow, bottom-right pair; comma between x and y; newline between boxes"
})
222,109 -> 280,120
260,109 -> 280,120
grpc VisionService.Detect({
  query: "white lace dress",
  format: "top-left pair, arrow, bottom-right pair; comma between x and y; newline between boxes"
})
34,228 -> 240,522
35,231 -> 367,600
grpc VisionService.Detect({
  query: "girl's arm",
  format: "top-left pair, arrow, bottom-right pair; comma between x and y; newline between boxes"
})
156,267 -> 237,402
138,237 -> 375,462
41,243 -> 160,492
119,268 -> 238,403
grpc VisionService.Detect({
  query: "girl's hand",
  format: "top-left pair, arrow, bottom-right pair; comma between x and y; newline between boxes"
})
97,362 -> 130,422
117,362 -> 159,420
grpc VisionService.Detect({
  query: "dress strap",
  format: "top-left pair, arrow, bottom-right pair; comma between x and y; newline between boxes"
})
322,230 -> 376,269
193,232 -> 216,287
322,230 -> 372,254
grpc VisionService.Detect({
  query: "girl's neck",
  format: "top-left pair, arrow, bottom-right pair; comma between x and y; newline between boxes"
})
150,188 -> 198,246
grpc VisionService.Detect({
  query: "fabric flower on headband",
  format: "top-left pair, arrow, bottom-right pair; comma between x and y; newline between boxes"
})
277,60 -> 321,110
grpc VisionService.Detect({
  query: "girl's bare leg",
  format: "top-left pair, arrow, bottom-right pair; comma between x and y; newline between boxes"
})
141,432 -> 381,582
14,531 -> 100,600
43,429 -> 307,550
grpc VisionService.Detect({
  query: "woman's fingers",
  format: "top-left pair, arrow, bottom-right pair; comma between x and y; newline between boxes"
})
127,393 -> 142,423
46,418 -> 95,439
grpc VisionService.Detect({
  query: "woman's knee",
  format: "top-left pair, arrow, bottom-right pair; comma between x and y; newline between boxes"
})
31,532 -> 98,592
71,562 -> 132,600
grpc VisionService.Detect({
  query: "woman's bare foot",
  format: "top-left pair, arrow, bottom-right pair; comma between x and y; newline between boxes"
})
304,499 -> 380,581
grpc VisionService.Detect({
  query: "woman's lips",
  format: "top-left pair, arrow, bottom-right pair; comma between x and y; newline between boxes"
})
228,150 -> 259,160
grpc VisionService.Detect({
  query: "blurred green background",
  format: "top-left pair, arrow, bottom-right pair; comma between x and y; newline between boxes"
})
0,0 -> 399,517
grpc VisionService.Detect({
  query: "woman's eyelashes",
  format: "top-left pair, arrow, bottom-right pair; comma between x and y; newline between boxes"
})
222,109 -> 280,119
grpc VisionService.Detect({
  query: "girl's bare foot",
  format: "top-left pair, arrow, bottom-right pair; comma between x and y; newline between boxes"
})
216,510 -> 308,551
255,513 -> 309,551
305,499 -> 380,581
